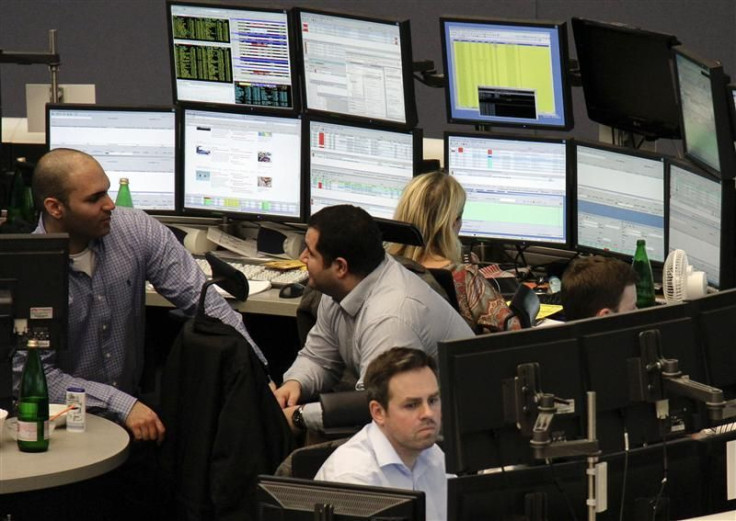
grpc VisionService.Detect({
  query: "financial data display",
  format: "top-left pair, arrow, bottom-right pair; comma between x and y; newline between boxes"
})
298,10 -> 414,126
576,144 -> 665,261
47,106 -> 177,211
182,108 -> 302,220
441,18 -> 571,130
446,134 -> 568,245
168,2 -> 295,109
669,162 -> 723,287
308,119 -> 417,219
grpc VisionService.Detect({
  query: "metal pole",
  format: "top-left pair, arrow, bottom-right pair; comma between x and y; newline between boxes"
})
587,391 -> 598,521
48,29 -> 59,103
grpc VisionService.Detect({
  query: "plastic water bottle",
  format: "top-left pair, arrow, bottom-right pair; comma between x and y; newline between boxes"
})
115,177 -> 134,208
17,339 -> 50,452
632,239 -> 656,308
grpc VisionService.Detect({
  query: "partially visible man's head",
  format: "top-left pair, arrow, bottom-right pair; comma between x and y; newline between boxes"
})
364,348 -> 441,464
561,255 -> 638,321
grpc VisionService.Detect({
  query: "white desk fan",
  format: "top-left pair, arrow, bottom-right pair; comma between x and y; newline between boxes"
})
662,249 -> 707,304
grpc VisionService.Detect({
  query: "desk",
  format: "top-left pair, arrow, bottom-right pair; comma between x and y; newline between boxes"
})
680,512 -> 736,520
145,286 -> 300,317
0,414 -> 130,494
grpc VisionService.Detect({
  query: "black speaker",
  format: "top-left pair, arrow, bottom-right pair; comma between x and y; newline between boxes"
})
256,226 -> 304,259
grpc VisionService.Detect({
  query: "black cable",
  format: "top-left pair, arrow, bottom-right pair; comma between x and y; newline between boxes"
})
650,435 -> 669,521
546,458 -> 579,521
619,429 -> 630,521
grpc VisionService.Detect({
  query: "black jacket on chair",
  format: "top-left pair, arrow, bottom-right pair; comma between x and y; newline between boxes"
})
159,313 -> 295,521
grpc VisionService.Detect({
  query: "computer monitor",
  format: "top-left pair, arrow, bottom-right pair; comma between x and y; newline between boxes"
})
0,234 -> 69,411
257,475 -> 424,521
571,18 -> 681,140
667,158 -> 735,289
167,1 -> 298,110
46,104 -> 178,212
673,46 -> 736,179
307,118 -> 421,220
444,132 -> 570,247
690,288 -> 736,392
575,141 -> 666,262
438,324 -> 586,473
296,8 -> 417,128
181,107 -> 303,222
440,17 -> 573,130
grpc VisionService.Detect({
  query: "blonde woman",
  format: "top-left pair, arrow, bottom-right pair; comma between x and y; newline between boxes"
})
387,172 -> 521,333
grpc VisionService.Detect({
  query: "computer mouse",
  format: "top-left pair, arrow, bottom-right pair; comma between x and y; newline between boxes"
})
279,282 -> 305,299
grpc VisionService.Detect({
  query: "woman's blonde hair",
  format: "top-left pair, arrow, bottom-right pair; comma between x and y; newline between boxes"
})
387,172 -> 466,263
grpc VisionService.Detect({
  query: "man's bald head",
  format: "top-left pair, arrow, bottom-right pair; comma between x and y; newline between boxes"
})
33,148 -> 102,212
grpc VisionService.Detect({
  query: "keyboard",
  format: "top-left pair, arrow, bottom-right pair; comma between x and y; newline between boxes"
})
195,257 -> 308,288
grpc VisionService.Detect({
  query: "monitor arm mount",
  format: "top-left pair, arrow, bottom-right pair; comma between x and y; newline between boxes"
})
504,362 -> 600,460
629,329 -> 736,422
412,60 -> 445,88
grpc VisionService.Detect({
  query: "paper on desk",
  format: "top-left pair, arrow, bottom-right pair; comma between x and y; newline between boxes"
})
538,304 -> 564,320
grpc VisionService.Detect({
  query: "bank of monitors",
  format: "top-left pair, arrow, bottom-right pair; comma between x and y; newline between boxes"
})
167,1 -> 298,110
308,118 -> 421,220
181,107 -> 303,222
673,46 -> 735,179
445,133 -> 569,247
575,141 -> 666,262
571,18 -> 681,139
440,17 -> 573,130
296,8 -> 417,127
668,159 -> 735,289
257,476 -> 425,521
46,105 -> 178,212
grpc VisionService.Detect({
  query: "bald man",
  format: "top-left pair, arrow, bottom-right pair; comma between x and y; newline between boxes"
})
14,148 -> 267,442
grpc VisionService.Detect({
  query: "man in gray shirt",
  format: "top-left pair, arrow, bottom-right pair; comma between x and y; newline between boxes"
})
273,205 -> 473,431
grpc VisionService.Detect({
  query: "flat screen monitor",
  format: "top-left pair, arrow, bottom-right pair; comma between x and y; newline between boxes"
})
167,1 -> 298,110
257,475 -> 424,521
673,46 -> 735,179
440,17 -> 573,130
308,118 -> 421,220
445,132 -> 569,247
297,8 -> 417,128
571,18 -> 680,139
691,288 -> 736,392
668,158 -> 735,289
46,104 -> 178,212
575,141 -> 666,262
438,324 -> 585,473
181,107 -> 303,222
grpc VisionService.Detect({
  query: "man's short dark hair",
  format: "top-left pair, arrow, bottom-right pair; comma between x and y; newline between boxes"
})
561,255 -> 638,320
32,148 -> 96,211
307,205 -> 384,277
364,348 -> 438,410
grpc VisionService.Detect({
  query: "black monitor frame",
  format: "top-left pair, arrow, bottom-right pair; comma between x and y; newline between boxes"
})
166,0 -> 300,113
444,131 -> 572,250
666,157 -> 735,290
672,45 -> 736,180
571,17 -> 681,140
46,103 -> 180,215
573,139 -> 667,264
257,475 -> 425,521
306,115 -> 423,220
179,104 -> 306,223
440,16 -> 574,131
295,7 -> 418,129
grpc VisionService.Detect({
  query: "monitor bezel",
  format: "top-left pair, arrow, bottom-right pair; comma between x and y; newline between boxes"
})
45,103 -> 180,216
443,130 -> 572,250
295,7 -> 418,130
666,157 -> 735,289
179,103 -> 306,224
440,16 -> 574,131
306,114 -> 423,220
672,45 -> 736,180
571,17 -> 681,140
573,139 -> 667,264
728,83 -> 736,138
166,0 -> 301,113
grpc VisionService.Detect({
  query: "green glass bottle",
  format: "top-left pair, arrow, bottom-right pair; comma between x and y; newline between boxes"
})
17,339 -> 50,452
7,171 -> 35,224
115,177 -> 134,208
632,239 -> 656,308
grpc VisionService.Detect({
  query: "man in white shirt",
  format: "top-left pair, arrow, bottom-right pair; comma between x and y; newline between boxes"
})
315,347 -> 449,521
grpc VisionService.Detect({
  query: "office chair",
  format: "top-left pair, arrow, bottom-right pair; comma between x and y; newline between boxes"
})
505,283 -> 541,329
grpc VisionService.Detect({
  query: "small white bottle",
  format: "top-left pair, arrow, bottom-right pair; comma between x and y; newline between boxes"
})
66,387 -> 86,433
